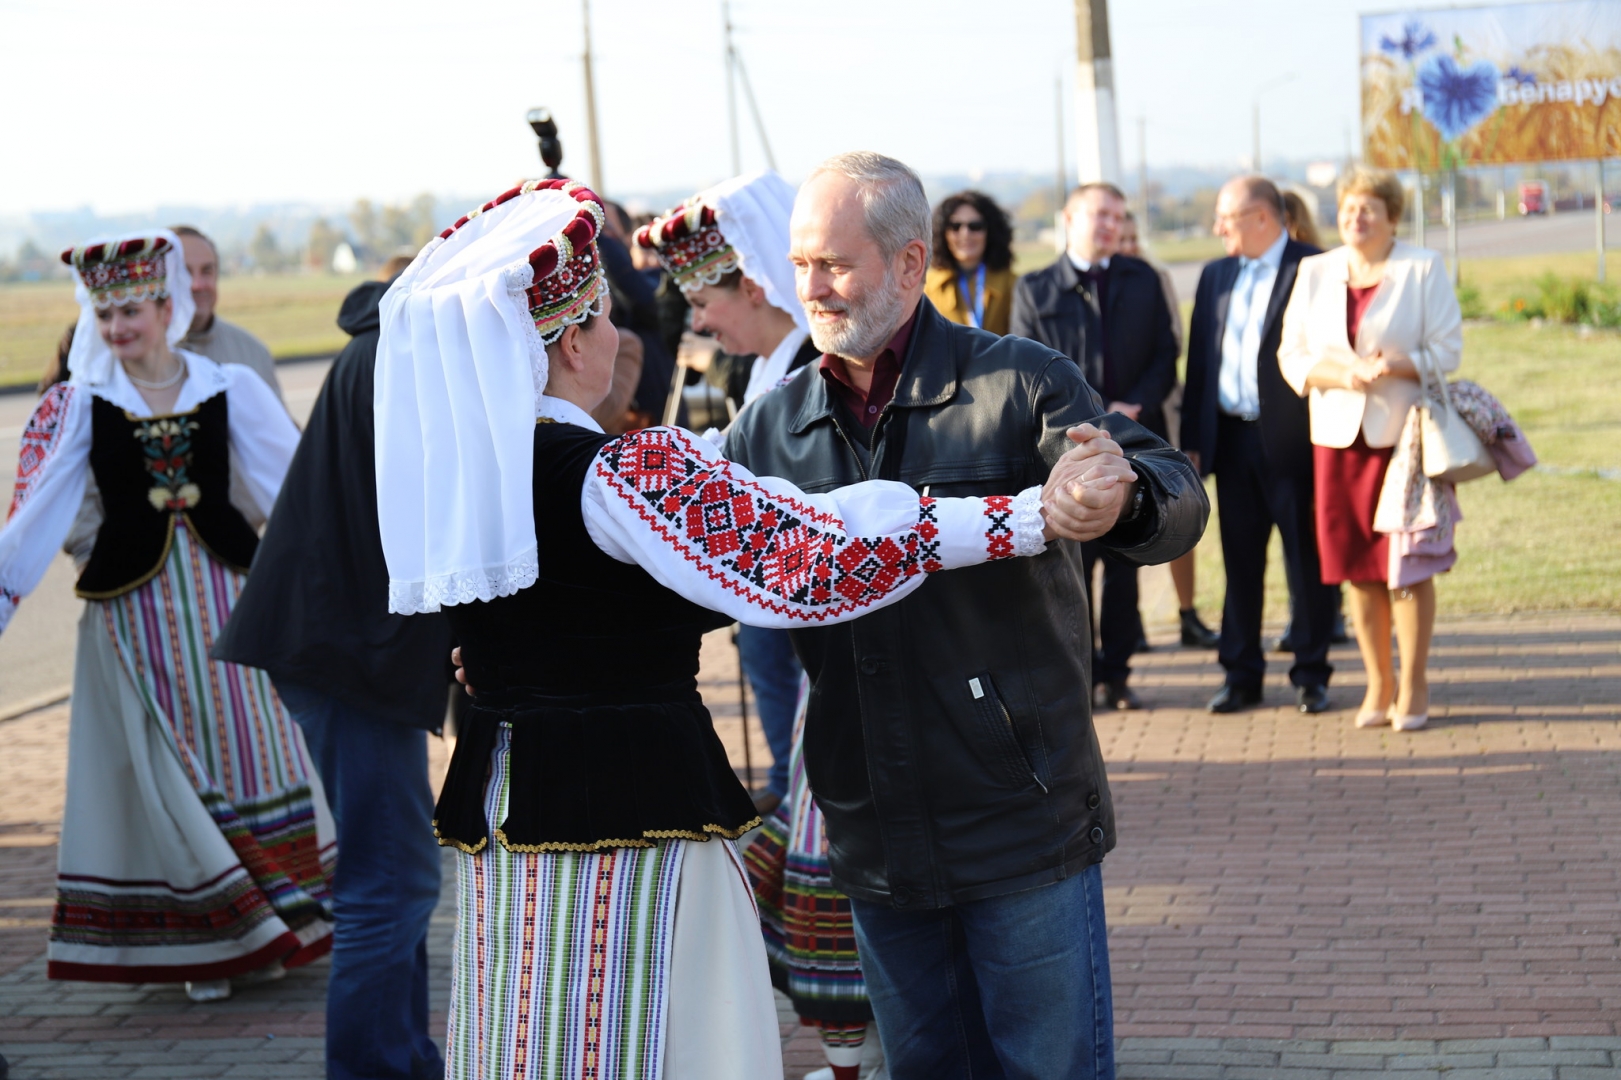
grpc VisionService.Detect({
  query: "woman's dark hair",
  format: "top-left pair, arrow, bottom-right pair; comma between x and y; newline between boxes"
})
930,190 -> 1013,272
38,323 -> 75,394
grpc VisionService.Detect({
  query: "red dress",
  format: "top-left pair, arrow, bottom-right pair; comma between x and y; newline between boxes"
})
1313,284 -> 1391,585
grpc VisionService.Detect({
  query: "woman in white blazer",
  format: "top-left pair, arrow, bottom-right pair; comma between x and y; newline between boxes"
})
1278,166 -> 1463,733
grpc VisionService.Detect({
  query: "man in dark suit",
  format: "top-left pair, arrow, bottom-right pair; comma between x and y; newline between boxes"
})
1182,176 -> 1337,715
1011,182 -> 1180,711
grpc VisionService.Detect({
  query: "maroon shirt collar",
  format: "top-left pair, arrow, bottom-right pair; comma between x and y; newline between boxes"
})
817,301 -> 920,428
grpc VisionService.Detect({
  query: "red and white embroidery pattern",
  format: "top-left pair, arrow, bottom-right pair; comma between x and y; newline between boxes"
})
597,428 -> 924,621
8,383 -> 75,522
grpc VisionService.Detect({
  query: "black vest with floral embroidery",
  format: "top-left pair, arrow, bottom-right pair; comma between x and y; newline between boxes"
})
75,392 -> 261,599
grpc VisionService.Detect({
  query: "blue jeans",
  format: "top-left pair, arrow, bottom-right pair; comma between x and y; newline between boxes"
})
276,682 -> 445,1080
850,864 -> 1114,1080
735,624 -> 802,797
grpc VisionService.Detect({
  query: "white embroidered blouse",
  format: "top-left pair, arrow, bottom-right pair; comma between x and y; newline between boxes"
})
535,395 -> 1048,628
0,351 -> 299,632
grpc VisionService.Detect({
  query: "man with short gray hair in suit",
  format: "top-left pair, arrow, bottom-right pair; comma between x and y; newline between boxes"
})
1181,176 -> 1336,715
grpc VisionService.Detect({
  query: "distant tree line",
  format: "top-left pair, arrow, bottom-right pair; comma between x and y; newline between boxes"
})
0,194 -> 442,281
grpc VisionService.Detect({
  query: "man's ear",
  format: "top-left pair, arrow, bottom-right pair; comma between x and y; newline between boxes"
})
896,238 -> 929,291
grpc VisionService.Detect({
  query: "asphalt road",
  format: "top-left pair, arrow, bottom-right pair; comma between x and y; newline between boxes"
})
0,357 -> 334,716
1163,207 -> 1617,304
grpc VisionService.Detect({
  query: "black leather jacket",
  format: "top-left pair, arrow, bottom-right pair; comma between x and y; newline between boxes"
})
725,300 -> 1207,908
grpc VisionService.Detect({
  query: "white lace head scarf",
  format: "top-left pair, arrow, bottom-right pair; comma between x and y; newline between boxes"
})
637,169 -> 807,332
63,229 -> 195,387
374,180 -> 608,615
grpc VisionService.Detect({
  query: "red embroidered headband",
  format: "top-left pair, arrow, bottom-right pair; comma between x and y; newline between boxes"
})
634,199 -> 739,294
443,179 -> 609,345
60,236 -> 172,310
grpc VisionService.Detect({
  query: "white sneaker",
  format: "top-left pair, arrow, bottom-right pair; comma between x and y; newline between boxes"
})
184,978 -> 232,1002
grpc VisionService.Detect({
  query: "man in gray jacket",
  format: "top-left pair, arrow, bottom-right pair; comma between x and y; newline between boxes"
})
172,225 -> 282,399
725,153 -> 1207,1079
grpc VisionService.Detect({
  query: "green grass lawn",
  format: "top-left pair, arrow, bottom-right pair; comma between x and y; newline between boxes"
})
0,274 -> 367,388
1187,319 -> 1621,620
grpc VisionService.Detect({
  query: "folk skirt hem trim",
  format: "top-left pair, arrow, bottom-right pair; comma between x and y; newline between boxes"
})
46,920 -> 332,984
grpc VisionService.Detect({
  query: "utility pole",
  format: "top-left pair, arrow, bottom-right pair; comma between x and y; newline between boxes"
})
1072,0 -> 1122,185
1252,73 -> 1296,174
580,0 -> 604,194
1054,76 -> 1068,209
1137,116 -> 1149,229
724,0 -> 741,175
1597,160 -> 1608,283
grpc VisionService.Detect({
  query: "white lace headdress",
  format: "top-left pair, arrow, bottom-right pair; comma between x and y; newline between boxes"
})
635,169 -> 807,332
374,180 -> 608,615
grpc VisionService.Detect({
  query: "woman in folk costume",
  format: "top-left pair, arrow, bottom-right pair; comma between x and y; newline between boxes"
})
634,169 -> 820,413
0,231 -> 334,1001
635,175 -> 880,1080
374,179 -> 1055,1080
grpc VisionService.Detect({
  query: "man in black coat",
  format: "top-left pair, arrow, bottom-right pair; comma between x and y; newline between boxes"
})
727,153 -> 1206,1079
213,264 -> 452,1080
1011,182 -> 1181,711
1181,176 -> 1337,715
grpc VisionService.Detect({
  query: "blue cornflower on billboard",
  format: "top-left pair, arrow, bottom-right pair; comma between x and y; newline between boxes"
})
1417,54 -> 1501,141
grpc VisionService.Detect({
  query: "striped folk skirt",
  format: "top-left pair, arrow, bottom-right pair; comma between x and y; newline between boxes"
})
446,724 -> 782,1080
743,681 -> 872,1024
47,521 -> 335,982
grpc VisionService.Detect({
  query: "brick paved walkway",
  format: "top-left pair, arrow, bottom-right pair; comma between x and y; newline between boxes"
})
1,614 -> 1618,1078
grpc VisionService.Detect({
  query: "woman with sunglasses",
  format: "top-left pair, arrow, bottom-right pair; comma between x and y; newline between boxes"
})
923,191 -> 1018,335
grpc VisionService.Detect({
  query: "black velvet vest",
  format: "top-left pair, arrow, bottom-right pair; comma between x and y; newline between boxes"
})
433,420 -> 758,855
75,392 -> 261,599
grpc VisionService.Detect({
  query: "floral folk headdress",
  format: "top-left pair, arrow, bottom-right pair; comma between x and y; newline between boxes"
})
635,200 -> 740,294
633,171 -> 806,332
61,236 -> 173,310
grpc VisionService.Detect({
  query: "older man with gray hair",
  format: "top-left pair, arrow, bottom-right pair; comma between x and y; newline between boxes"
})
725,152 -> 1206,1079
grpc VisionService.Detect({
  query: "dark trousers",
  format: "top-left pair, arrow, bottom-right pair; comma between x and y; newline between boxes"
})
735,624 -> 802,798
1081,543 -> 1138,686
850,864 -> 1114,1079
274,683 -> 445,1080
1213,415 -> 1336,691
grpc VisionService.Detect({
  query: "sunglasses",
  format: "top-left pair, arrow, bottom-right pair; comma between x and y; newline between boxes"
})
946,220 -> 987,233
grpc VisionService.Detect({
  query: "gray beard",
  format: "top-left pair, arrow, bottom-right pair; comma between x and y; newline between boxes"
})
807,274 -> 907,360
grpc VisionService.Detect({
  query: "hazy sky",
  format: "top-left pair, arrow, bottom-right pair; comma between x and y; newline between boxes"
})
1,0 -> 1476,215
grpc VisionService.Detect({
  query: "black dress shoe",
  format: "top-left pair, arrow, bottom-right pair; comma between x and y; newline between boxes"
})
1179,609 -> 1220,649
1094,681 -> 1143,711
1207,684 -> 1263,713
1296,684 -> 1331,714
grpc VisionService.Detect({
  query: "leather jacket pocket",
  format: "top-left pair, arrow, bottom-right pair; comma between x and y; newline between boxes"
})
966,673 -> 1048,794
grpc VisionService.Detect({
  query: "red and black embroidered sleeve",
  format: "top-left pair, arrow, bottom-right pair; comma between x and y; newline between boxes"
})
8,382 -> 76,522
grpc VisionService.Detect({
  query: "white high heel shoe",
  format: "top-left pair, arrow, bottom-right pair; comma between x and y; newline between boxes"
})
1353,705 -> 1392,728
1392,711 -> 1428,731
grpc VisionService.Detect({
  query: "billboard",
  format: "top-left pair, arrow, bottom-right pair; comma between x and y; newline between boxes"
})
1362,1 -> 1621,169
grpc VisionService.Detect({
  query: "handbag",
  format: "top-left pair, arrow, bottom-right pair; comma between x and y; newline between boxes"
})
1404,262 -> 1494,484
1414,339 -> 1495,484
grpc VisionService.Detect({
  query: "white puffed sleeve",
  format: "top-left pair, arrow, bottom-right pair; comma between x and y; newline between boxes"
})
224,363 -> 300,520
0,383 -> 93,632
582,426 -> 1046,628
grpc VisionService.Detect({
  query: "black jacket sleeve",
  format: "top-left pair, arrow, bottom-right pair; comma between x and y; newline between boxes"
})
1030,354 -> 1208,567
1009,274 -> 1040,343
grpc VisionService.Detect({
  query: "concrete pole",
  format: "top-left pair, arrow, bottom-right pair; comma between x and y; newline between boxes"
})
1054,76 -> 1069,253
1072,0 -> 1123,185
581,0 -> 604,194
1446,169 -> 1459,288
1598,159 -> 1607,284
